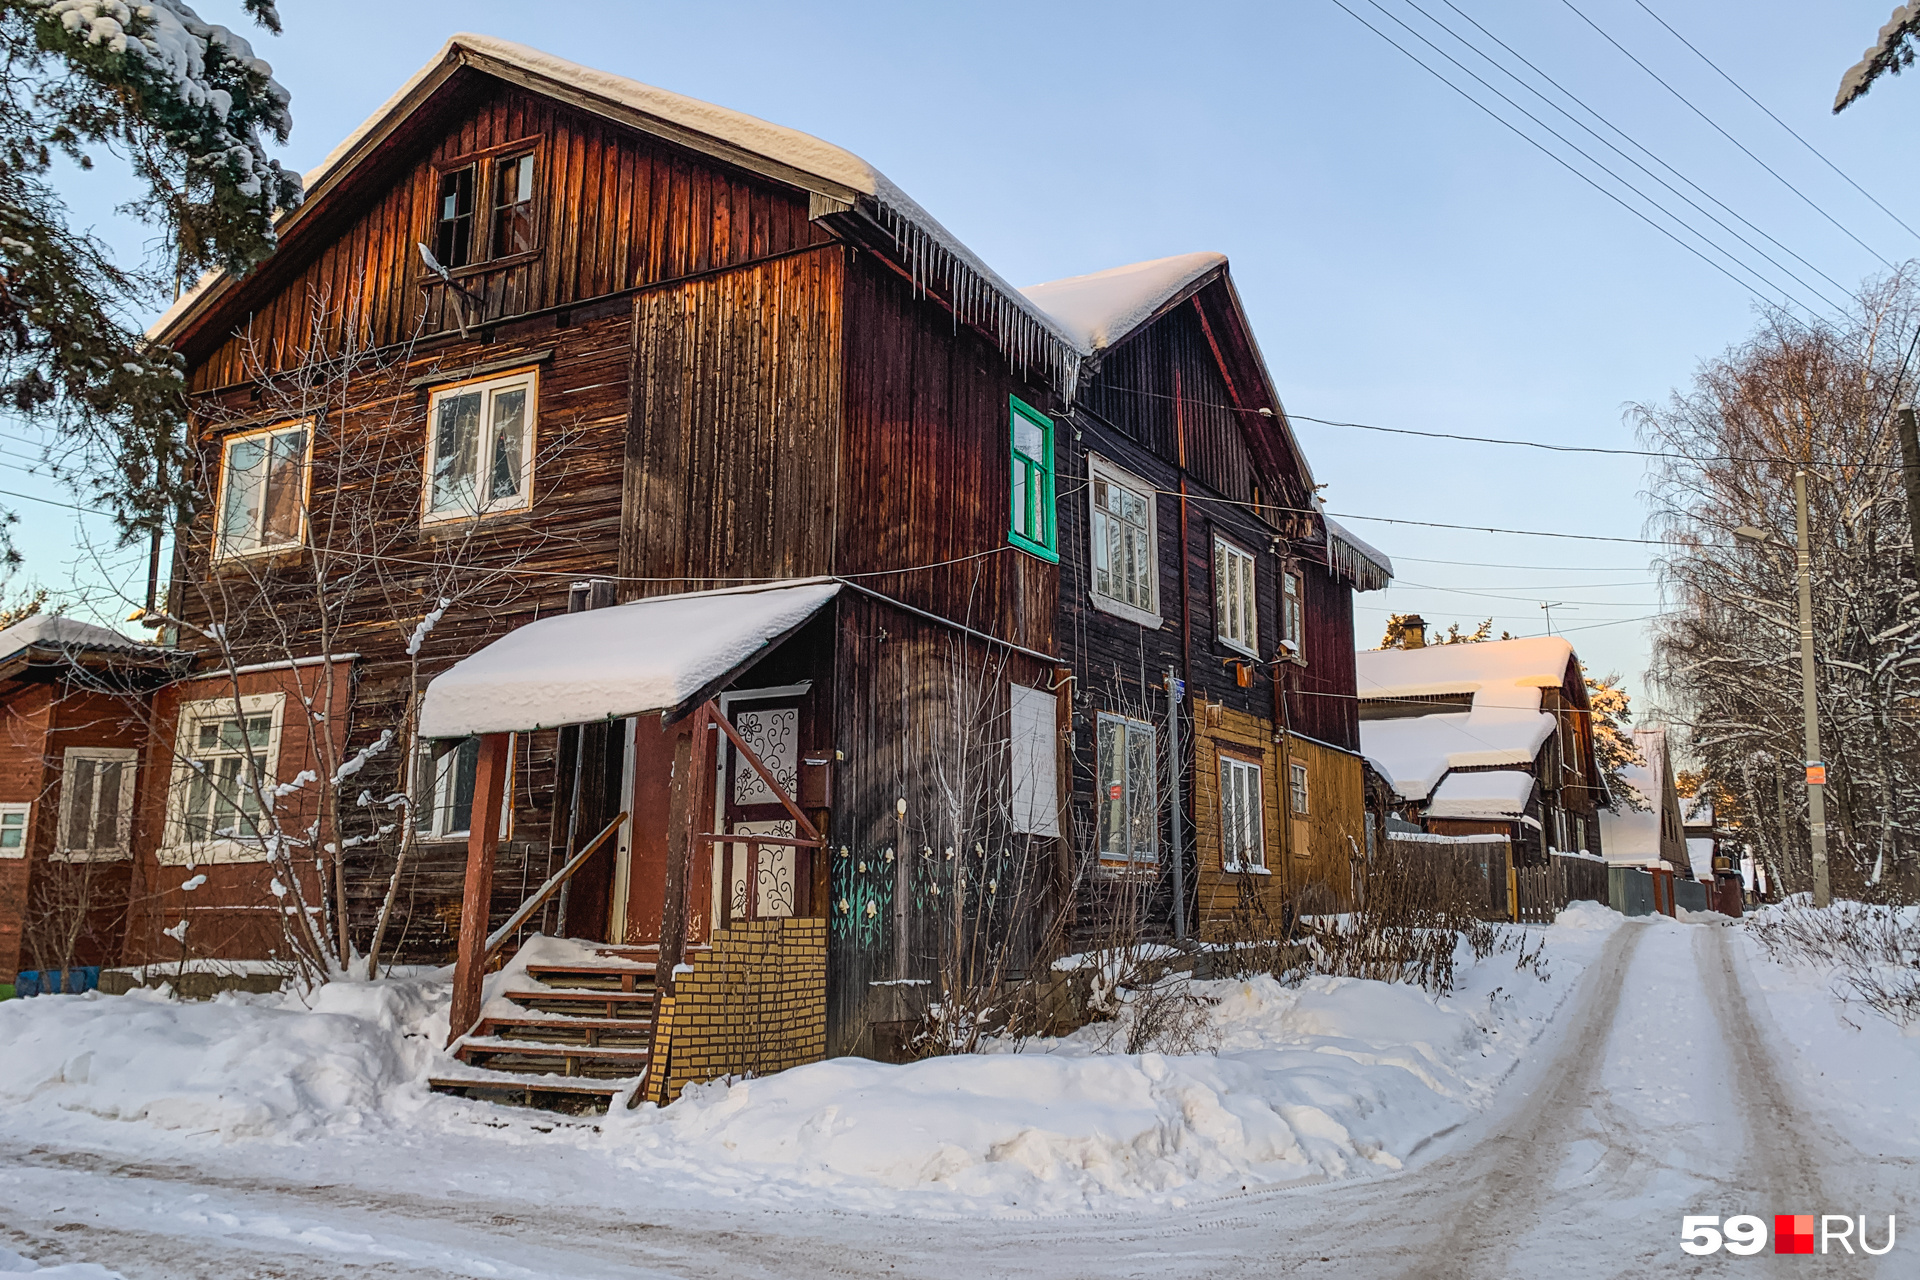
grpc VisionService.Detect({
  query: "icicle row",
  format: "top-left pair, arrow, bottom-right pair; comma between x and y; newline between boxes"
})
873,197 -> 1081,403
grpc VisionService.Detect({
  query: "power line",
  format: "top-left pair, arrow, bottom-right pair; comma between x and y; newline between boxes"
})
1395,578 -> 1661,604
0,485 -> 98,515
1349,0 -> 1828,315
1075,381 -> 1907,470
1324,0 -> 1816,314
1428,0 -> 1854,307
1560,0 -> 1895,270
1289,410 -> 1905,469
1631,0 -> 1920,245
1329,509 -> 1680,545
1394,554 -> 1650,570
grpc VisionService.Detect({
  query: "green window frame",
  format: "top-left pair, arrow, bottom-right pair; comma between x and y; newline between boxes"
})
1007,396 -> 1058,562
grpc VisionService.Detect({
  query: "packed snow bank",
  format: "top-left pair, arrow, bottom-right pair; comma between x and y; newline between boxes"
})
601,904 -> 1624,1211
1735,904 -> 1920,1158
0,1246 -> 123,1279
0,908 -> 1623,1214
0,979 -> 441,1139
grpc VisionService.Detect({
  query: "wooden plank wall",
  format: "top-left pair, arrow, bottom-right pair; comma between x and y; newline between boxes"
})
826,593 -> 1054,1057
837,256 -> 1057,656
187,75 -> 830,390
1075,303 -> 1255,506
170,303 -> 638,962
622,247 -> 843,590
0,684 -> 52,982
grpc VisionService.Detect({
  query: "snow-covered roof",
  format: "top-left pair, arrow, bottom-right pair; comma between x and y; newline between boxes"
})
1685,836 -> 1716,882
1356,636 -> 1574,710
1019,253 -> 1225,354
1323,515 -> 1393,592
0,614 -> 145,663
1427,770 -> 1535,821
153,35 -> 1081,393
417,580 -> 840,738
1598,725 -> 1666,859
1359,710 -> 1556,802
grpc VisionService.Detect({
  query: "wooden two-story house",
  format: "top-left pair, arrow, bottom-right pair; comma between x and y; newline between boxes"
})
1019,255 -> 1393,934
1356,634 -> 1609,861
1,35 -> 1384,1103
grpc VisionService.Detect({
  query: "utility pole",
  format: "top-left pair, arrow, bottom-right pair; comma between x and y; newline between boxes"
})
1736,469 -> 1829,907
1897,406 -> 1920,579
1164,668 -> 1187,943
1793,471 -> 1831,908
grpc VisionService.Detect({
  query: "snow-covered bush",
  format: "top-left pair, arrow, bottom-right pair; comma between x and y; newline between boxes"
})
1746,899 -> 1920,1026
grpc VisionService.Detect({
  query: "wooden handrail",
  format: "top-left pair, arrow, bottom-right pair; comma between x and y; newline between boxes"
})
483,810 -> 629,961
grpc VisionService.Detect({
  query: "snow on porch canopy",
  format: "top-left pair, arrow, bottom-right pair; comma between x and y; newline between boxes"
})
417,581 -> 840,739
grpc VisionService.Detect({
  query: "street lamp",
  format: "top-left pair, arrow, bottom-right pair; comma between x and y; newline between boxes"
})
1733,467 -> 1830,908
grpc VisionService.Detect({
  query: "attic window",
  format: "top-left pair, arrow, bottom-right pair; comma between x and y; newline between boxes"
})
436,165 -> 476,268
492,153 -> 536,257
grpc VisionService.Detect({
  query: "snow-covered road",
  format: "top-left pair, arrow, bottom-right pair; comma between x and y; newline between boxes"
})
2,914 -> 1914,1277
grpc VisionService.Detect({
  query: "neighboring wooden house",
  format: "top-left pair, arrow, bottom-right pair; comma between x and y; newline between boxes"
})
1597,724 -> 1688,872
0,617 -> 180,991
0,36 -> 1378,1103
1356,634 -> 1608,862
1020,255 -> 1392,934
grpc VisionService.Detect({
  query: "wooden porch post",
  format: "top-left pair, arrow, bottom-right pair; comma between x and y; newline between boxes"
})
447,731 -> 512,1047
658,702 -> 716,995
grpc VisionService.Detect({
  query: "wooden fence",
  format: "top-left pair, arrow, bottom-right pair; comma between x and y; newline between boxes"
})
1386,835 -> 1609,924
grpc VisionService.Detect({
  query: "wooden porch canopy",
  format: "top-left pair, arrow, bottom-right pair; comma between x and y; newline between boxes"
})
422,579 -> 840,1044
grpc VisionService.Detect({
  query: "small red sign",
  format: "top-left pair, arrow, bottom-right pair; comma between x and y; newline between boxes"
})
1108,783 -> 1123,800
1806,764 -> 1827,785
1775,1215 -> 1816,1255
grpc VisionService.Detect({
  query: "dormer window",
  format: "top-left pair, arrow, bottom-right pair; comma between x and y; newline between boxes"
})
492,154 -> 537,257
435,165 -> 475,268
432,146 -> 539,273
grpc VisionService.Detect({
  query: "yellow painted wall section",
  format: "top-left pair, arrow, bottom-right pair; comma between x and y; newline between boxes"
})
1192,701 -> 1368,937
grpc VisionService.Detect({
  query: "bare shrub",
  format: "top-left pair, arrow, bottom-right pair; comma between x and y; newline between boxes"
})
1747,900 -> 1920,1025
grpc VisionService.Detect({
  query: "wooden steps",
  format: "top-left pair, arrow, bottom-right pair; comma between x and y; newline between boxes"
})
433,944 -> 669,1113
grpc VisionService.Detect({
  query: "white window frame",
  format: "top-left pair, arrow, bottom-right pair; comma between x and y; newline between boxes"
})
56,747 -> 138,862
161,692 -> 286,866
1095,711 -> 1159,866
1008,685 -> 1061,837
1087,454 -> 1161,629
1214,536 -> 1259,657
1220,754 -> 1266,872
422,369 -> 538,524
214,420 -> 312,560
413,737 -> 481,842
0,802 -> 29,858
1280,568 -> 1305,663
1289,761 -> 1310,817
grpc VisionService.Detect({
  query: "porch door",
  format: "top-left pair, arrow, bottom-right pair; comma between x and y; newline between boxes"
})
714,692 -> 804,926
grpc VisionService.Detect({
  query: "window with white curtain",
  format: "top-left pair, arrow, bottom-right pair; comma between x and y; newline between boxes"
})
1214,536 -> 1258,655
424,370 -> 536,521
1220,755 -> 1265,872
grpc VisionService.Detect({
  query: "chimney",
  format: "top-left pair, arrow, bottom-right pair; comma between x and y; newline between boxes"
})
1399,615 -> 1427,649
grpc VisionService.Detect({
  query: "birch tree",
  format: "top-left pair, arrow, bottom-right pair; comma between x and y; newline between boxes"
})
1639,272 -> 1920,901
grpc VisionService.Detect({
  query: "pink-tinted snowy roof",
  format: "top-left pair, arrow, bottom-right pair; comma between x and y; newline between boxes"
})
1019,253 -> 1226,354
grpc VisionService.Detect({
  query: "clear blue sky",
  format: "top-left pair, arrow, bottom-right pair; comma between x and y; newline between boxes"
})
7,0 -> 1916,722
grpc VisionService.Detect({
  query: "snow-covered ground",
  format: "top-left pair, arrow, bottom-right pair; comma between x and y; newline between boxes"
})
1,905 -> 1915,1277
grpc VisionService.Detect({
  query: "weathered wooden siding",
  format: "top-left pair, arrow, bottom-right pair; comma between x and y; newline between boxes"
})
0,684 -> 52,982
1077,303 -> 1258,507
621,247 -> 843,589
837,255 -> 1058,656
1282,561 -> 1362,751
826,592 -> 1056,1058
186,74 -> 830,389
